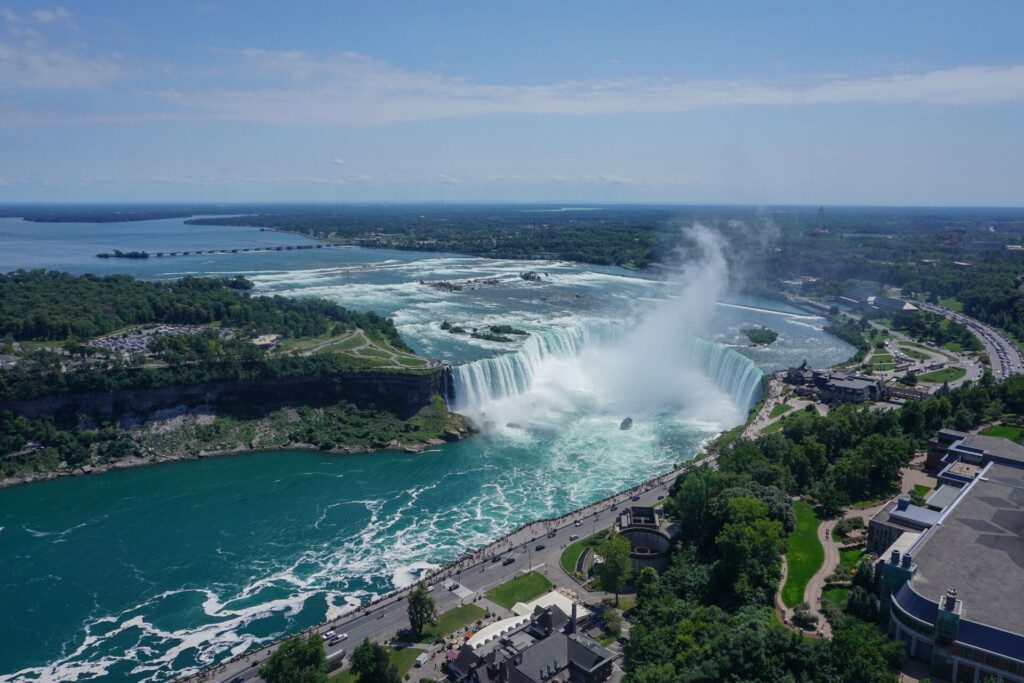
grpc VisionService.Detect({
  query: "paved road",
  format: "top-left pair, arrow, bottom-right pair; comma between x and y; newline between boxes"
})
195,475 -> 676,683
917,302 -> 1024,381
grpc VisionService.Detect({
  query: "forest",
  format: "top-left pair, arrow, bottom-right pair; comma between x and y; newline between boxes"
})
0,270 -> 407,348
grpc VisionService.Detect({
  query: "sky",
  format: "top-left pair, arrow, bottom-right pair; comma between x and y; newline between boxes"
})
1,1 -> 1024,205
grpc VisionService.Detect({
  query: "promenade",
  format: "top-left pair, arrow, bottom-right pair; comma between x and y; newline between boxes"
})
189,467 -> 682,683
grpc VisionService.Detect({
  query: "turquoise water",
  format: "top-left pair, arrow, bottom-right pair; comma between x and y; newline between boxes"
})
0,217 -> 853,681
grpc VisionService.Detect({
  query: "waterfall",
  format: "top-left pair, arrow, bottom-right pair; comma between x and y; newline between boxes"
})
451,325 -> 600,411
451,325 -> 763,414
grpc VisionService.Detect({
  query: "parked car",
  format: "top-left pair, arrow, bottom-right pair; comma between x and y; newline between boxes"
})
631,495 -> 641,501
574,520 -> 583,527
492,555 -> 502,563
327,637 -> 341,647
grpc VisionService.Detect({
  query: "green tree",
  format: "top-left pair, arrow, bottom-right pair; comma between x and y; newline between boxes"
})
257,633 -> 327,683
407,581 -> 437,637
351,638 -> 400,683
596,532 -> 632,605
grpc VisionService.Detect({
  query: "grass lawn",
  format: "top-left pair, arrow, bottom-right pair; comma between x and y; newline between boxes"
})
918,366 -> 966,383
980,424 -> 1024,442
781,501 -> 824,608
902,341 -> 955,360
762,419 -> 786,435
414,603 -> 487,643
329,646 -> 425,683
941,342 -> 966,353
913,484 -> 931,498
560,531 -> 608,574
822,586 -> 851,611
839,548 -> 865,572
898,346 -> 931,361
485,571 -> 553,609
769,403 -> 793,419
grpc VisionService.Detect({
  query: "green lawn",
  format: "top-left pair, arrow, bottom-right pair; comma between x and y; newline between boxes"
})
918,366 -> 966,383
980,424 -> 1024,442
839,547 -> 865,572
781,501 -> 824,608
941,342 -> 966,353
822,586 -> 851,611
898,346 -> 931,361
485,571 -> 553,609
560,530 -> 608,574
414,603 -> 486,643
329,646 -> 425,682
769,403 -> 793,418
762,419 -> 787,435
913,484 -> 931,498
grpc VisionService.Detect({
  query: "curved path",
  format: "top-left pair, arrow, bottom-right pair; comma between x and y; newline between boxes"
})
802,518 -> 839,637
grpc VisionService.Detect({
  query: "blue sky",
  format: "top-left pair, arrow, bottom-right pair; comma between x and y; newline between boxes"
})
2,1 -> 1024,204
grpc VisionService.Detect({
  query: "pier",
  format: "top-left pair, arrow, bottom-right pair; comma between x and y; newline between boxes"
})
95,243 -> 345,259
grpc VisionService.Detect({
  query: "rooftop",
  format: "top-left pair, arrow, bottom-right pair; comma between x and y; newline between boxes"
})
908,463 -> 1024,636
924,485 -> 962,511
953,434 -> 1024,465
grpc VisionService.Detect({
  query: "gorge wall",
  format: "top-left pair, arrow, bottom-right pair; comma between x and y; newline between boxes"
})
0,366 -> 453,421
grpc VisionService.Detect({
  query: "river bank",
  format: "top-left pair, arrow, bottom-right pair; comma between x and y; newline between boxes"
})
0,399 -> 473,490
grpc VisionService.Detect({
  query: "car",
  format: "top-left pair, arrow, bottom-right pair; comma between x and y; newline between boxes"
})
491,555 -> 502,562
327,637 -> 341,646
574,520 -> 583,527
338,633 -> 348,642
502,556 -> 515,566
631,495 -> 640,502
547,531 -> 556,538
657,495 -> 665,500
427,585 -> 435,592
610,505 -> 618,511
322,630 -> 336,641
230,677 -> 245,683
569,534 -> 579,541
535,544 -> 545,551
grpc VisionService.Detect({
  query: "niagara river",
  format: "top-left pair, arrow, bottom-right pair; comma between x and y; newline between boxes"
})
0,217 -> 853,681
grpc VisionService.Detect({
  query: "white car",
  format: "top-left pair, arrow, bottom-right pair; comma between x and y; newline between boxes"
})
322,630 -> 336,641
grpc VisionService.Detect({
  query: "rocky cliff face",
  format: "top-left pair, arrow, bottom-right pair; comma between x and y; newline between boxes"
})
0,366 -> 451,420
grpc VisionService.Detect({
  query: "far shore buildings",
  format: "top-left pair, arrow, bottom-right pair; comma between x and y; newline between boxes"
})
869,431 -> 1024,681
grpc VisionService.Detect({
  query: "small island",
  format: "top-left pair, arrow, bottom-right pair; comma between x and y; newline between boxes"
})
440,321 -> 530,343
744,326 -> 779,345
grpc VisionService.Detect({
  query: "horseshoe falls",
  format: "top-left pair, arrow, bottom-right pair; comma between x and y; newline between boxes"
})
452,327 -> 765,426
0,223 -> 855,683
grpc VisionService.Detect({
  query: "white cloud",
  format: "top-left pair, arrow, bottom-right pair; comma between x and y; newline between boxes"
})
30,6 -> 75,29
148,50 -> 1024,126
0,39 -> 122,89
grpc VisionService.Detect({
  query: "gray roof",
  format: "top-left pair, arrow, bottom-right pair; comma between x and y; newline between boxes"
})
908,463 -> 1024,636
954,434 -> 1024,465
889,505 -> 942,528
513,632 -> 569,682
924,485 -> 963,511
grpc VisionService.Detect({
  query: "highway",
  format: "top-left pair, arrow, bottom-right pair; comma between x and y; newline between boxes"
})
195,473 -> 677,683
917,302 -> 1024,380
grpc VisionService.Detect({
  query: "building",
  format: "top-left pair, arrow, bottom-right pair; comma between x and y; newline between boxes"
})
819,373 -> 887,404
873,432 -> 1024,681
447,599 -> 615,683
867,295 -> 919,321
618,506 -> 671,574
926,428 -> 1024,472
867,495 -> 942,554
